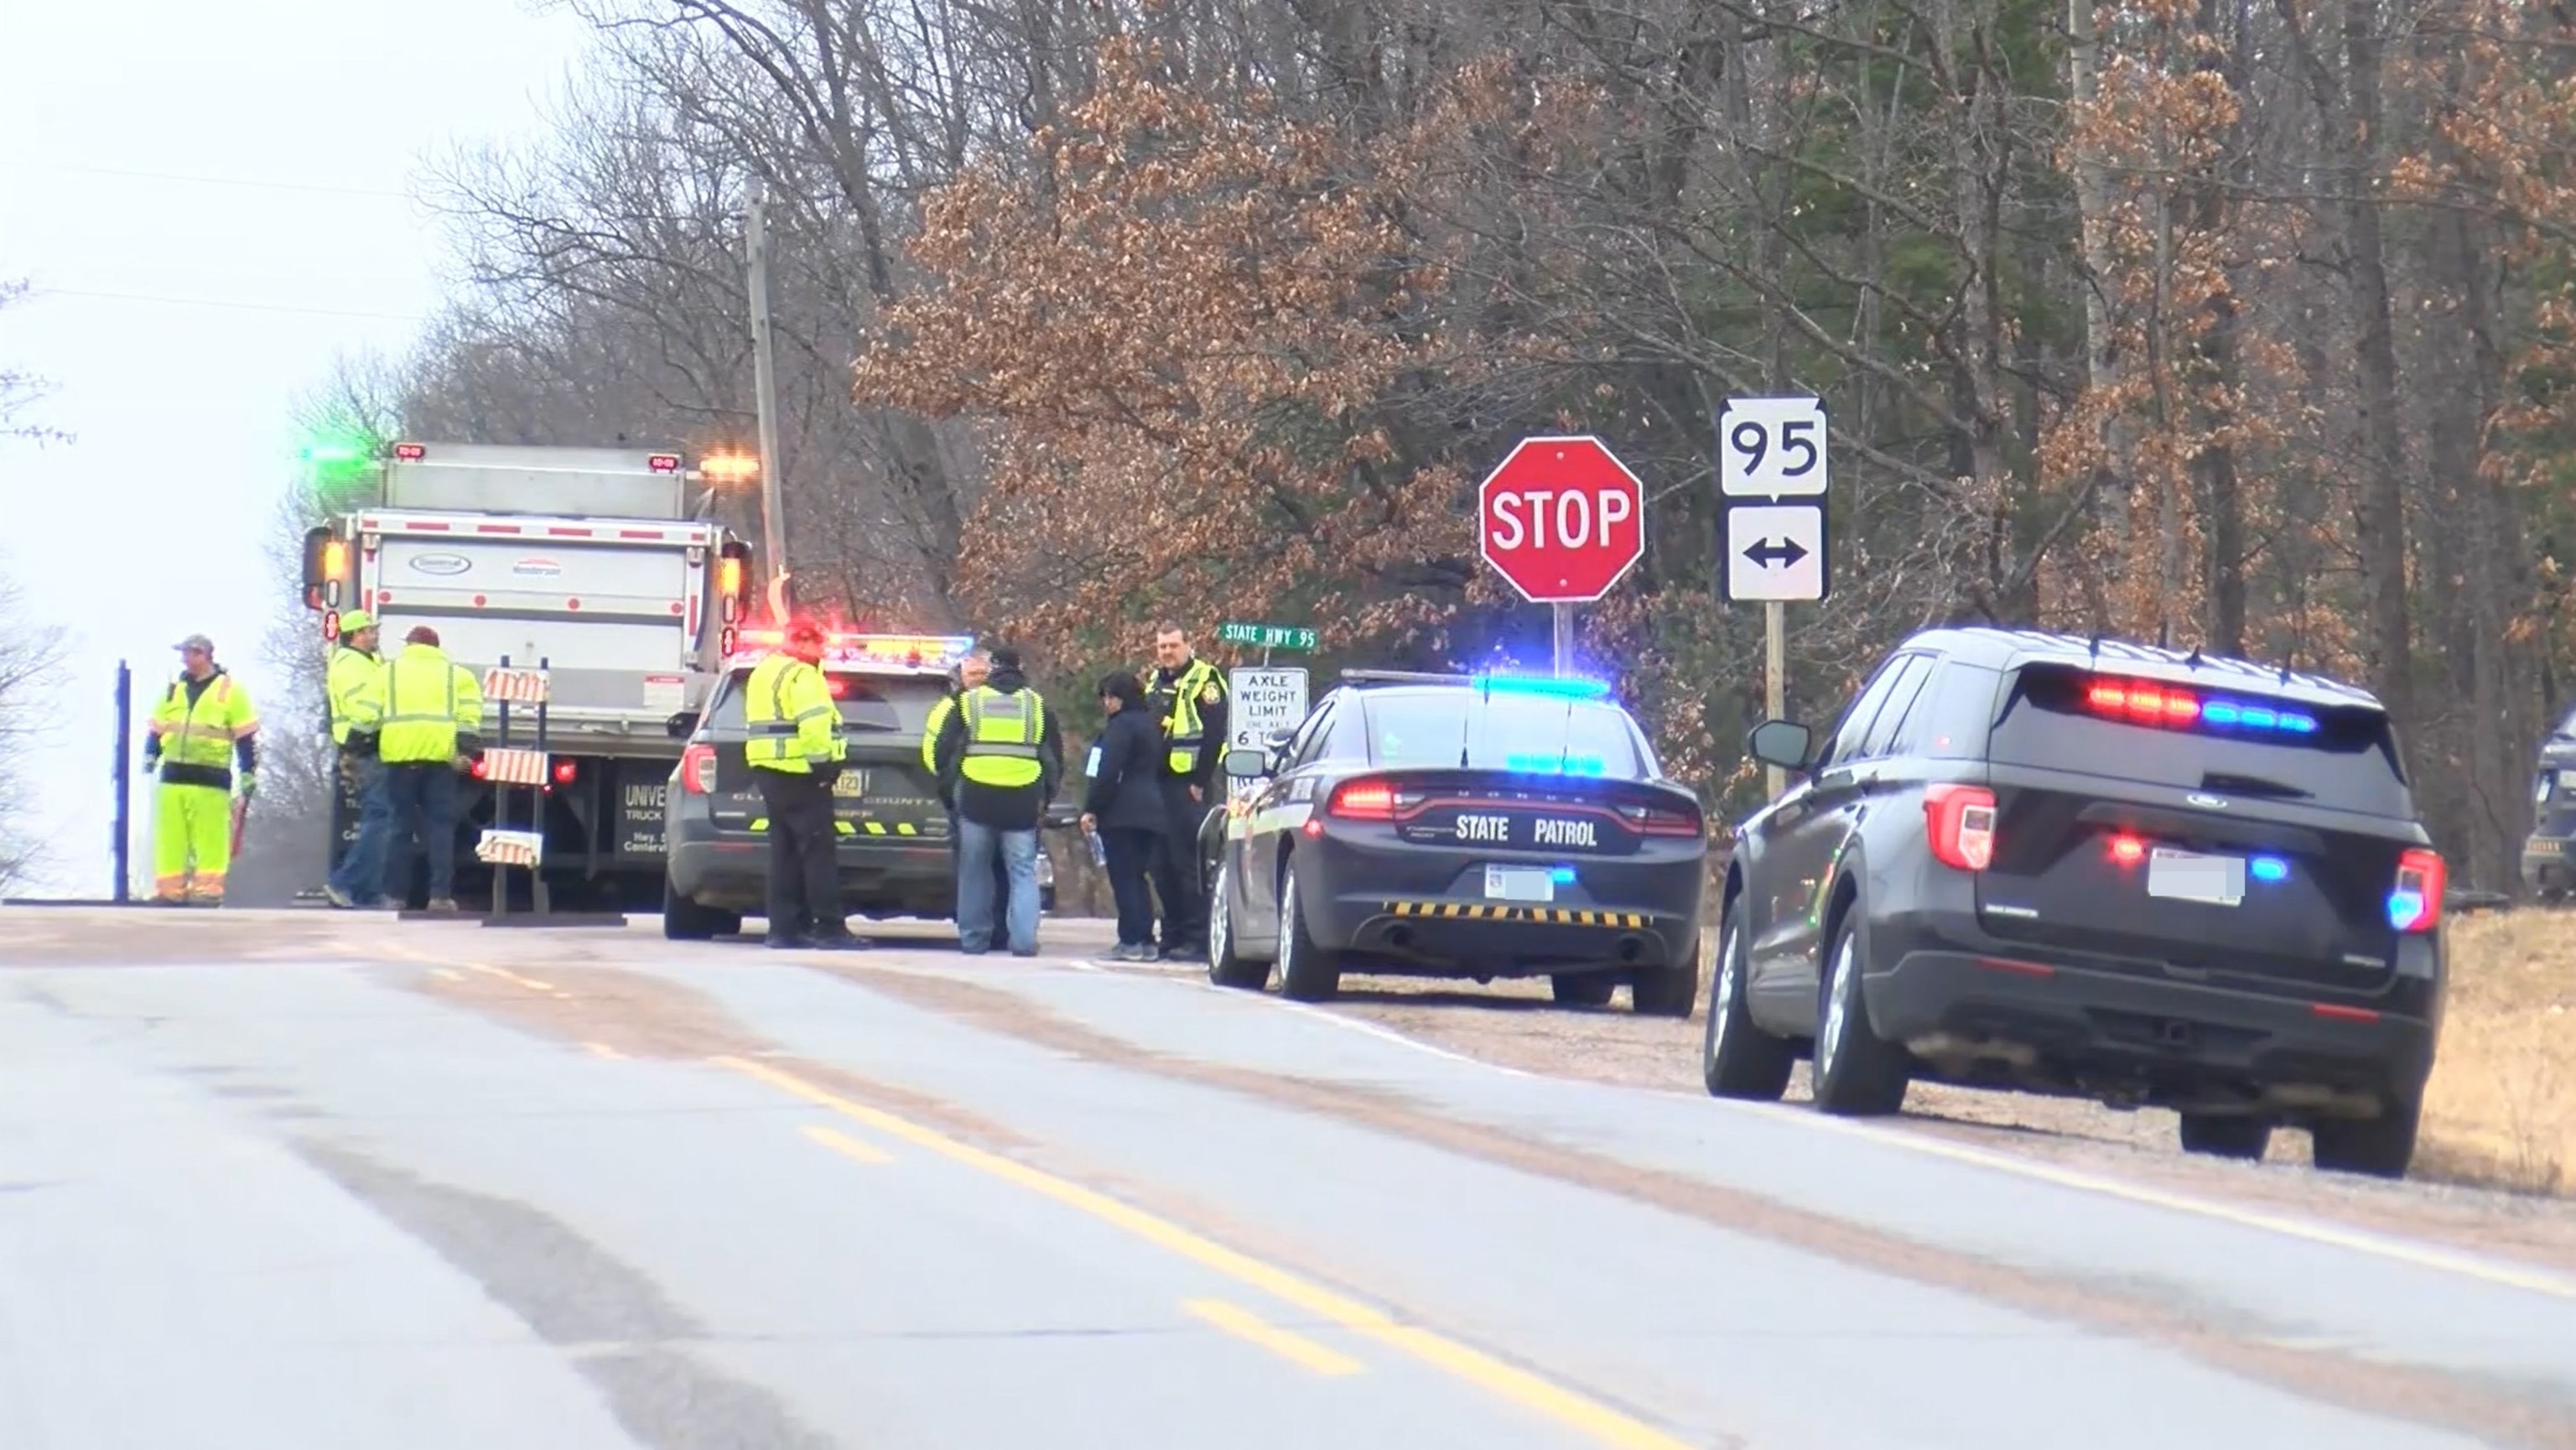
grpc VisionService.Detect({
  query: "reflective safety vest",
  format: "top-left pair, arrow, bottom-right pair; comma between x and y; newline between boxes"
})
326,644 -> 384,746
745,652 -> 844,773
151,671 -> 257,772
381,646 -> 484,764
958,686 -> 1046,787
1153,657 -> 1224,776
921,689 -> 959,775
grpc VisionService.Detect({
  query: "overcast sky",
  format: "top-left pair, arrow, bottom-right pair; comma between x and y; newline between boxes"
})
0,0 -> 592,895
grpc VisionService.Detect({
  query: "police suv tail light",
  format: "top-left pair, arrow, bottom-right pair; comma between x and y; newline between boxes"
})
1924,783 -> 1997,871
2388,848 -> 2445,932
679,743 -> 717,795
1327,779 -> 1397,821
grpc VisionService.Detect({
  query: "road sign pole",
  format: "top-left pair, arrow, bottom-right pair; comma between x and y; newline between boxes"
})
1551,603 -> 1572,676
1764,604 -> 1787,798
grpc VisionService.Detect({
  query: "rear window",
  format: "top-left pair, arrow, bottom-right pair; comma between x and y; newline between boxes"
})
1358,690 -> 1652,778
1987,663 -> 2412,816
709,670 -> 950,735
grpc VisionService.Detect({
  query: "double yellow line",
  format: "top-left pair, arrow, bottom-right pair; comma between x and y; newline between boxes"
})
721,1056 -> 1695,1450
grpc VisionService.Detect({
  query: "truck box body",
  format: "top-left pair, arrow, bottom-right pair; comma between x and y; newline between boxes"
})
309,443 -> 754,909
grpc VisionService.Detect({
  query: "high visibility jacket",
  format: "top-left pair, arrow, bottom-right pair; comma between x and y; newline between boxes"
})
745,652 -> 844,773
957,685 -> 1046,788
326,644 -> 385,746
149,670 -> 258,791
1150,657 -> 1225,777
921,689 -> 959,776
380,645 -> 484,764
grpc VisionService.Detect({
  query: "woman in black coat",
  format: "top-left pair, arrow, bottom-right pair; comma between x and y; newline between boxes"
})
1080,671 -> 1177,959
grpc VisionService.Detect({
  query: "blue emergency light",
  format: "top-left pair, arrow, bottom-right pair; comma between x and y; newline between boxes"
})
1477,673 -> 1612,700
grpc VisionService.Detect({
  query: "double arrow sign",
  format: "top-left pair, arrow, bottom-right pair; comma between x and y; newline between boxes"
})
1741,536 -> 1809,569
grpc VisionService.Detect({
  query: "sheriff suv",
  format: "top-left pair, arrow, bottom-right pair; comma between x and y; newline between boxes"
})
660,631 -> 1056,938
1703,628 -> 2445,1179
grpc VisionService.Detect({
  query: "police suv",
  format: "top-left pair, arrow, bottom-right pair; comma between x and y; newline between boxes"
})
659,631 -> 1055,938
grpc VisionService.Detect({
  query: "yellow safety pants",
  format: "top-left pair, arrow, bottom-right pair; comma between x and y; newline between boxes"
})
153,781 -> 232,904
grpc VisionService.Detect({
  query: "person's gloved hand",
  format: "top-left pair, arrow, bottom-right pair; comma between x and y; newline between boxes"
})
238,772 -> 257,799
815,761 -> 843,790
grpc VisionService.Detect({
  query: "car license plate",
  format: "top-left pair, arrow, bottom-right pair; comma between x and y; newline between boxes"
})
833,769 -> 867,798
2147,848 -> 2244,907
1484,865 -> 1555,902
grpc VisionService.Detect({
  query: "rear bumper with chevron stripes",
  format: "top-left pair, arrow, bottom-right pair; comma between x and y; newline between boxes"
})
1383,900 -> 1654,930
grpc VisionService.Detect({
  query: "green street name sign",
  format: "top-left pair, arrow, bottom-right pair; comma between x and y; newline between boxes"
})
1218,621 -> 1317,652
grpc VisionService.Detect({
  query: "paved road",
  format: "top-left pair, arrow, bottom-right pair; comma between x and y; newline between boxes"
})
5,907 -> 2576,1449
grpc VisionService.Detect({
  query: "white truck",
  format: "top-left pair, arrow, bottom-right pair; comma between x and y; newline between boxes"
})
300,442 -> 756,910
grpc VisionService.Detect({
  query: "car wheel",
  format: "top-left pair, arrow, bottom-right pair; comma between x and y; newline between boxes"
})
662,876 -> 738,942
2309,1096 -> 2421,1179
1703,912 -> 1794,1101
1276,860 -> 1342,1002
1550,972 -> 1616,1007
1630,933 -> 1700,1017
1207,857 -> 1266,990
2178,1113 -> 2272,1161
1810,912 -> 1911,1116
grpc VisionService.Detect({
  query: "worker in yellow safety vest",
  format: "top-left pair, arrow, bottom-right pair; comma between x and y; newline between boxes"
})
745,619 -> 870,951
920,643 -> 1007,909
932,645 -> 1062,956
143,633 -> 260,906
322,611 -> 395,909
377,626 -> 484,913
1140,621 -> 1227,959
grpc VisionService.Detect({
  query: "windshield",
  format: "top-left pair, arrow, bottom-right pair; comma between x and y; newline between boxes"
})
708,669 -> 950,735
1358,690 -> 1651,778
1988,663 -> 2412,817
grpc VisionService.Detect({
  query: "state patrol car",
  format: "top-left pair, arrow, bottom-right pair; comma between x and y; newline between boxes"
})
660,631 -> 1055,938
1199,669 -> 1711,1012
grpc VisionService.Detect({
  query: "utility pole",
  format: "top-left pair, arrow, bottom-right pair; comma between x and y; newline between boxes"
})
745,178 -> 790,614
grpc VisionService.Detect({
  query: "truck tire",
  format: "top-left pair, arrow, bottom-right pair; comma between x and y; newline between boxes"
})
2310,1096 -> 2420,1179
662,878 -> 739,941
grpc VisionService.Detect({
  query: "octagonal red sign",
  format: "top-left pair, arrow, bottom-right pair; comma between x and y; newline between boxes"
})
1476,435 -> 1647,603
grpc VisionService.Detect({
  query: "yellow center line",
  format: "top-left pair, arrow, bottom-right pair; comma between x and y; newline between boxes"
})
802,1123 -> 892,1163
717,1055 -> 1692,1450
468,962 -> 558,994
1185,1297 -> 1366,1377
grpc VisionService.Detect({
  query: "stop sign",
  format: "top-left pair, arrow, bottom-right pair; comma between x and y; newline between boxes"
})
1476,435 -> 1647,603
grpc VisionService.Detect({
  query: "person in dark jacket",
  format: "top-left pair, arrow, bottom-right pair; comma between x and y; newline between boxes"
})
931,646 -> 1063,956
1080,671 -> 1176,960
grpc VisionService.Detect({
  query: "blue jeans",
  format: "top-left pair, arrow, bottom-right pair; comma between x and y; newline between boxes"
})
956,818 -> 1039,954
328,755 -> 393,903
382,763 -> 461,903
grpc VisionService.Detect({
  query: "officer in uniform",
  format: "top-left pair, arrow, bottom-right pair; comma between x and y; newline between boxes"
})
745,619 -> 870,950
143,633 -> 260,906
322,611 -> 393,908
921,643 -> 1008,912
1142,622 -> 1226,959
375,626 -> 483,913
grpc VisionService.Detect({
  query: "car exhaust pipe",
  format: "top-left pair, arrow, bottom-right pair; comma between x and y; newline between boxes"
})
1616,934 -> 1645,964
1387,924 -> 1414,950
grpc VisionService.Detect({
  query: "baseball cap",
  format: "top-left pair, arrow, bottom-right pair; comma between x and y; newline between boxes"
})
338,610 -> 376,633
174,633 -> 214,654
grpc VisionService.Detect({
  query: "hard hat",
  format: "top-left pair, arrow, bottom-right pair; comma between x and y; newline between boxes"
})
339,610 -> 376,633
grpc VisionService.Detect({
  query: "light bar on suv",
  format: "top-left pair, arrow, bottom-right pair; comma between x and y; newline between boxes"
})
2081,674 -> 2320,735
724,630 -> 976,673
1337,668 -> 1614,700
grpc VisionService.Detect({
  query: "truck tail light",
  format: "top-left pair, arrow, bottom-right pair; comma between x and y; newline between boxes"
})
680,743 -> 717,795
1924,783 -> 1997,871
553,760 -> 578,785
2388,847 -> 2445,931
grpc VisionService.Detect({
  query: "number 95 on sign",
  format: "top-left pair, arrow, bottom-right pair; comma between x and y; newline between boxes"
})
1719,397 -> 1828,498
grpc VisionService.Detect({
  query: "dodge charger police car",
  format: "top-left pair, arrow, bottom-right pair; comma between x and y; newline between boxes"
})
1201,669 -> 1711,1012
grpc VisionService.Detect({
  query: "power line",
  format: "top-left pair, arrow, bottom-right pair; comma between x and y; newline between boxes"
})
0,161 -> 418,201
27,286 -> 429,323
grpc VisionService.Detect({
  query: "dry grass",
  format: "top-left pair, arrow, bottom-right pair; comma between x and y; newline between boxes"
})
2418,907 -> 2576,1196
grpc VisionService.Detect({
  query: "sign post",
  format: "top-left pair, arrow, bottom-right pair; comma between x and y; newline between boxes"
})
1474,436 -> 1649,675
1716,397 -> 1832,798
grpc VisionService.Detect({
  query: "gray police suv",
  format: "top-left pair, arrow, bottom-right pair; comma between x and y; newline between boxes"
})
1704,628 -> 2445,1178
660,634 -> 1055,938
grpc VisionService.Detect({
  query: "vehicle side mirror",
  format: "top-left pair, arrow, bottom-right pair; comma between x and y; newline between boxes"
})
1223,746 -> 1271,780
1746,719 -> 1814,772
666,710 -> 700,739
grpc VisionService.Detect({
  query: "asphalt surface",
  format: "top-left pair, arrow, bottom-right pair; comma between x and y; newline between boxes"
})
6,907 -> 2576,1449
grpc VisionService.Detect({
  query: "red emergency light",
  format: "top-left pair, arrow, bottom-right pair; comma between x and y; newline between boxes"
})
392,442 -> 427,461
647,453 -> 683,473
